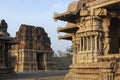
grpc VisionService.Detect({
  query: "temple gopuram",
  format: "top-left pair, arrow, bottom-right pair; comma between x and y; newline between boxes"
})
0,19 -> 18,73
54,0 -> 120,80
11,24 -> 55,72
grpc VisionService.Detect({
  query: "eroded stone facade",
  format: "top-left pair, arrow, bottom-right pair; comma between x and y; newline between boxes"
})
54,0 -> 120,80
0,19 -> 18,73
11,24 -> 55,72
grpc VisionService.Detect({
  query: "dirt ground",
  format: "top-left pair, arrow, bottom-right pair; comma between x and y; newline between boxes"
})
39,76 -> 64,80
0,70 -> 68,80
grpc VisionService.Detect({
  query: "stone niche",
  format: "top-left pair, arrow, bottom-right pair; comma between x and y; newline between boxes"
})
11,24 -> 55,72
54,0 -> 120,80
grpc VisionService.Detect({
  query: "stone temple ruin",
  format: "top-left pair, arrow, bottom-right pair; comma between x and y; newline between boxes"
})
11,24 -> 55,72
0,19 -> 55,73
54,0 -> 120,80
0,19 -> 18,73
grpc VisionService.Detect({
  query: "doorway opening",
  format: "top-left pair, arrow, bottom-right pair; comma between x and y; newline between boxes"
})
109,17 -> 120,54
36,53 -> 44,70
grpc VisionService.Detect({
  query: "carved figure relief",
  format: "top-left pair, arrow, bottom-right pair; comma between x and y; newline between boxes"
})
100,72 -> 115,80
102,17 -> 111,54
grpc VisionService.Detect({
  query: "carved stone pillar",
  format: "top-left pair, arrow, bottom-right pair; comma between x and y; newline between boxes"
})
77,42 -> 80,53
88,36 -> 91,50
90,36 -> 93,51
72,54 -> 76,64
84,37 -> 86,51
43,53 -> 47,71
102,17 -> 110,55
95,35 -> 98,51
83,37 -> 85,51
99,33 -> 102,55
77,38 -> 80,52
80,37 -> 81,51
103,38 -> 110,55
86,36 -> 89,51
73,35 -> 77,54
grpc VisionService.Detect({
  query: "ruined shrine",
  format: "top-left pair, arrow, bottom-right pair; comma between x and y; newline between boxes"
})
0,19 -> 18,73
11,24 -> 55,72
54,0 -> 120,80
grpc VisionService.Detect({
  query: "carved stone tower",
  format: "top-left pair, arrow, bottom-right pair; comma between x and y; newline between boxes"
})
54,0 -> 120,80
11,24 -> 55,72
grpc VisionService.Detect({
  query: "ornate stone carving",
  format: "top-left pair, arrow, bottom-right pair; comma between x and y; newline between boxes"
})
100,72 -> 114,80
54,0 -> 120,80
12,24 -> 55,72
102,17 -> 111,55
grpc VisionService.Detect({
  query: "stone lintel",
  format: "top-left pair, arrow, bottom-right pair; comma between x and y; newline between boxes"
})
87,0 -> 120,10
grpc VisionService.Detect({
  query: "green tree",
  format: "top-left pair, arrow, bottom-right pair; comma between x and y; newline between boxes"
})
57,50 -> 65,57
65,46 -> 73,57
54,46 -> 73,57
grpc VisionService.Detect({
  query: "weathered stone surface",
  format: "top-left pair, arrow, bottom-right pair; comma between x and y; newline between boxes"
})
0,19 -> 10,36
11,24 -> 55,72
54,0 -> 120,80
0,19 -> 18,73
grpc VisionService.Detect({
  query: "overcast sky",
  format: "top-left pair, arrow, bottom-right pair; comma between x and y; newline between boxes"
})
0,0 -> 75,52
